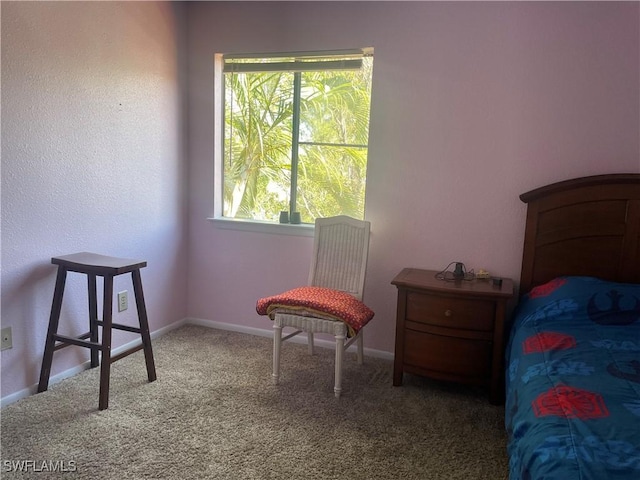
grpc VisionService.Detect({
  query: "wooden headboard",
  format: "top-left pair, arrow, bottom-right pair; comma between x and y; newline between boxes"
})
519,173 -> 640,294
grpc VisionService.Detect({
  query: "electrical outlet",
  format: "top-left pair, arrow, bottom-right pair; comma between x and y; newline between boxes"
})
1,327 -> 12,351
118,291 -> 128,312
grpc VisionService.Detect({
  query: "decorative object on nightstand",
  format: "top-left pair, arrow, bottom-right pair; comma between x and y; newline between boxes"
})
391,268 -> 514,404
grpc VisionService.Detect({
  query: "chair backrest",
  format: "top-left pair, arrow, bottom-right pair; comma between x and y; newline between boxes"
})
308,215 -> 371,301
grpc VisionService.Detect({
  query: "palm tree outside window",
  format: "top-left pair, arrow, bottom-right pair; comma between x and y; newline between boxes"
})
220,49 -> 374,224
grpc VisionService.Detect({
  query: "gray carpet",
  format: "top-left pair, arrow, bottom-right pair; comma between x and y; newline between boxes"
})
0,325 -> 508,479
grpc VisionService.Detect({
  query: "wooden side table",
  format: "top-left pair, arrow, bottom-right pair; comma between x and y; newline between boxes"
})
392,268 -> 514,404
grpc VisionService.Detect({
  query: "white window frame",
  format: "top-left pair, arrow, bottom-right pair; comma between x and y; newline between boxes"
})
211,49 -> 373,236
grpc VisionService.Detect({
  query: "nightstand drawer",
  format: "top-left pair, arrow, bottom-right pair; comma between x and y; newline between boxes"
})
406,291 -> 495,331
404,329 -> 492,378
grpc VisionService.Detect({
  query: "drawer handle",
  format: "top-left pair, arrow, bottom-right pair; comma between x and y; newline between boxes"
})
445,309 -> 452,317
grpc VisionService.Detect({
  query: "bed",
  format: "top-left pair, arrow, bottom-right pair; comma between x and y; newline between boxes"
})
505,173 -> 640,479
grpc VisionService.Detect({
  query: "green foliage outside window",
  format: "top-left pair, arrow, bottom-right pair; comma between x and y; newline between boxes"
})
223,53 -> 373,224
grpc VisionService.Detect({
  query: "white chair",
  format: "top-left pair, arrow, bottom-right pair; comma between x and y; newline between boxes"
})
267,215 -> 372,398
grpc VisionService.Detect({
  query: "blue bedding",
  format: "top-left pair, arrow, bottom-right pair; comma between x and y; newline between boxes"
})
505,276 -> 640,480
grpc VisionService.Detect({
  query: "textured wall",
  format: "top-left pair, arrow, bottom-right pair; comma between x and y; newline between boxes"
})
1,2 -> 188,398
186,2 -> 640,352
1,1 -> 638,402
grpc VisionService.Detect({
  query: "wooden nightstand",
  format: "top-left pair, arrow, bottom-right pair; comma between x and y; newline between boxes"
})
391,268 -> 514,404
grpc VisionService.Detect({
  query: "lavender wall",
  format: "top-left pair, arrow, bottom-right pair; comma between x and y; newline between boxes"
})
186,2 -> 639,352
1,1 -> 638,404
1,2 -> 188,399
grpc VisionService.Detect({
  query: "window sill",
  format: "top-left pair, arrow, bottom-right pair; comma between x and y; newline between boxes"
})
208,217 -> 315,237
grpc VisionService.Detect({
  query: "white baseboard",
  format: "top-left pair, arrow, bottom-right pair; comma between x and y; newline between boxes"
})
185,317 -> 395,361
0,319 -> 187,409
1,317 -> 393,408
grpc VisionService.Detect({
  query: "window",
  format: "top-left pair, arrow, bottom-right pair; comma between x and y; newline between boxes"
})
218,49 -> 374,225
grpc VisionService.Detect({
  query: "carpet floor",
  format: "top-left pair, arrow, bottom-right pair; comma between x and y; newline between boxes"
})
0,325 -> 508,479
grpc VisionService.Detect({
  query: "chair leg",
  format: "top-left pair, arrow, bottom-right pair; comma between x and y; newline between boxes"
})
307,332 -> 314,355
334,332 -> 346,398
132,269 -> 156,383
38,266 -> 68,393
98,275 -> 114,411
357,330 -> 364,365
272,324 -> 282,385
88,274 -> 99,368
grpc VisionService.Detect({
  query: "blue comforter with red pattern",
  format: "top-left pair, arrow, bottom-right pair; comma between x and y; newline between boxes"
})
505,276 -> 640,480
